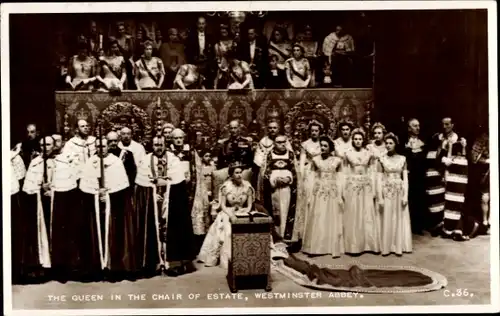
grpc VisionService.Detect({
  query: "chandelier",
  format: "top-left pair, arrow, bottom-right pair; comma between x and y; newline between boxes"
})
206,11 -> 268,24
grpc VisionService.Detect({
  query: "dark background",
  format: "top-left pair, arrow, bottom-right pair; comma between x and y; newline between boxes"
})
9,9 -> 489,145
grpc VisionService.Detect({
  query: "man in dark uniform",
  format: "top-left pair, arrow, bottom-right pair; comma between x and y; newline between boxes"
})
216,120 -> 254,170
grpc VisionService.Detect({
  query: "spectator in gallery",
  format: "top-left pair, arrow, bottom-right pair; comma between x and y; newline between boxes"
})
315,59 -> 336,88
87,20 -> 102,58
133,27 -> 146,61
285,43 -> 312,88
214,23 -> 235,89
65,37 -> 98,91
55,54 -> 69,90
134,40 -> 165,90
185,16 -> 215,65
185,16 -> 215,88
173,58 -> 208,90
111,22 -> 135,89
179,28 -> 190,44
225,50 -> 254,90
268,27 -> 292,70
322,25 -> 355,87
239,26 -> 268,89
114,22 -> 134,58
264,55 -> 288,89
297,25 -> 319,87
153,28 -> 163,56
96,40 -> 127,91
159,28 -> 187,89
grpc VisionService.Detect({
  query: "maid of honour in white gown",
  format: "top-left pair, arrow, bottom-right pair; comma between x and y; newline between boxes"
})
343,128 -> 381,255
301,136 -> 345,257
377,133 -> 413,256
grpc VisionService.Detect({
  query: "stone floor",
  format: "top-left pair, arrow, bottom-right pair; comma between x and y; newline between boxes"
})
11,233 -> 492,310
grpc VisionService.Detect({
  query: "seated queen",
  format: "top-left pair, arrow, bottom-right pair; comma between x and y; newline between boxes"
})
198,161 -> 255,269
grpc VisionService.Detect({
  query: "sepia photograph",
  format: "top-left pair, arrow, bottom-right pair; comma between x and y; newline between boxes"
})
1,1 -> 498,315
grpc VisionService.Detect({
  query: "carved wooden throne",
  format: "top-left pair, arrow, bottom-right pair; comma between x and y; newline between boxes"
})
284,101 -> 337,153
100,101 -> 153,145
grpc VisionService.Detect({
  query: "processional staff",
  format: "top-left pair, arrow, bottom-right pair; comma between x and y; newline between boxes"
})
98,117 -> 105,190
42,133 -> 48,184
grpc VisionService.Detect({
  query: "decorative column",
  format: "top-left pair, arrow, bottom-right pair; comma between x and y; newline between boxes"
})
63,112 -> 70,142
154,96 -> 164,137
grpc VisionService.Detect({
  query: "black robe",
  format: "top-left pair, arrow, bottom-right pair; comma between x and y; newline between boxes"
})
20,138 -> 41,168
402,137 -> 428,232
11,191 -> 24,283
134,181 -> 197,267
21,191 -> 51,278
109,148 -> 137,189
80,188 -> 137,276
51,188 -> 83,277
79,154 -> 137,279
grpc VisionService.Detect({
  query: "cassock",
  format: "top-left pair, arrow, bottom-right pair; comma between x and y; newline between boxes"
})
11,149 -> 26,283
22,155 -> 53,274
119,140 -> 146,167
109,147 -> 137,189
15,137 -> 41,168
48,151 -> 82,279
62,136 -> 97,179
263,149 -> 298,243
253,136 -> 293,201
169,143 -> 197,200
79,154 -> 136,278
403,135 -> 427,233
169,144 -> 208,249
135,152 -> 197,273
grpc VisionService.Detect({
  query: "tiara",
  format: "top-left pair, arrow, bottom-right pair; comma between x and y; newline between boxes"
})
338,119 -> 355,129
292,42 -> 305,50
228,161 -> 245,169
351,128 -> 366,138
384,132 -> 399,145
307,119 -> 324,130
371,122 -> 386,133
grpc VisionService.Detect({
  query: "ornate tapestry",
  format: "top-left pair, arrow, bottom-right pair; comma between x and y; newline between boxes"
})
56,88 -> 373,149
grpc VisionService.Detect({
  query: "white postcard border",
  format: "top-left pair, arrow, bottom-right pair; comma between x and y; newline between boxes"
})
1,1 -> 498,315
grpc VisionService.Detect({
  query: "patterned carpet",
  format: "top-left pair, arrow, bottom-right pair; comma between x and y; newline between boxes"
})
10,233 -> 491,310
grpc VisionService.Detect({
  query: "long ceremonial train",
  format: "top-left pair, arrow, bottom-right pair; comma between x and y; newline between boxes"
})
55,88 -> 373,148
